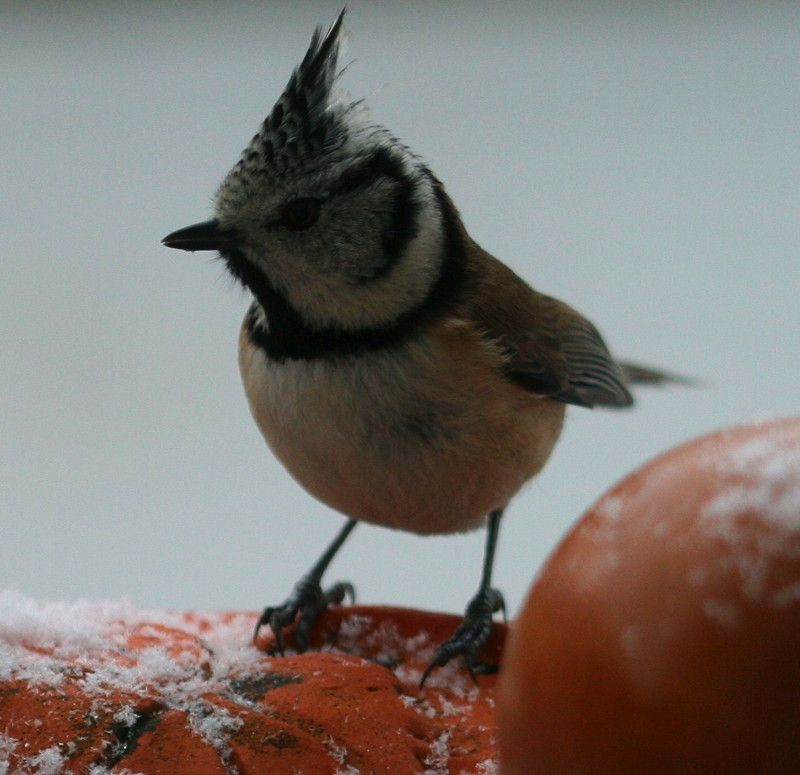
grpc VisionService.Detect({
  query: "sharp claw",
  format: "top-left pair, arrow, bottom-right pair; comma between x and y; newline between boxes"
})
253,606 -> 274,643
253,617 -> 264,643
254,579 -> 355,656
419,667 -> 433,688
419,642 -> 454,688
420,586 -> 504,686
419,658 -> 440,689
325,580 -> 356,606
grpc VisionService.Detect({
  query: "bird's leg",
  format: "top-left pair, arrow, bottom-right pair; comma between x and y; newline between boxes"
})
254,519 -> 357,654
420,507 -> 506,687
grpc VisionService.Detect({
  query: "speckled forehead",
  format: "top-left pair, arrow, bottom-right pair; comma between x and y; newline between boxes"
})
214,137 -> 378,226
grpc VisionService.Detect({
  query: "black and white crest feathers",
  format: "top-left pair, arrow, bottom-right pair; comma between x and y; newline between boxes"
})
237,9 -> 351,181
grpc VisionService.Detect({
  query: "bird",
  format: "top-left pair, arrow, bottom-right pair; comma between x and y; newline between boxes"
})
163,9 -> 683,685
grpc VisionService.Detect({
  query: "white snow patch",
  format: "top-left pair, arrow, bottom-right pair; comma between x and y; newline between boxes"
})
701,435 -> 800,532
0,592 -> 501,772
437,696 -> 472,717
412,698 -> 438,719
0,591 -> 123,653
398,657 -> 477,702
0,734 -> 20,775
336,613 -> 373,641
77,646 -> 196,699
0,592 -> 265,699
0,639 -> 67,689
691,427 -> 800,606
325,736 -> 348,764
324,736 -> 361,775
423,730 -> 451,775
22,746 -> 65,775
187,700 -> 244,750
392,662 -> 421,686
596,494 -> 625,522
0,592 -> 271,771
112,704 -> 139,727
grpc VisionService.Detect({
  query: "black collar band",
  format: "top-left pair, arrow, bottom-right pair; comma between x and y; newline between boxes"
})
232,177 -> 468,362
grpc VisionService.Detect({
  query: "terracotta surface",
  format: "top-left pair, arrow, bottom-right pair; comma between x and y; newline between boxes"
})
0,599 -> 504,774
498,417 -> 800,774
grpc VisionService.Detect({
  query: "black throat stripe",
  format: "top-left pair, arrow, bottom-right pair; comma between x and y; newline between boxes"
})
228,177 -> 468,362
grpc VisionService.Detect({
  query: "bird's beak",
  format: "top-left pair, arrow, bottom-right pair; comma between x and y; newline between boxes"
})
161,219 -> 240,252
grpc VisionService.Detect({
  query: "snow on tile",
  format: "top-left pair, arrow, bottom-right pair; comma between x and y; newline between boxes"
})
20,746 -> 66,775
0,591 -> 265,772
1,597 -> 502,774
0,735 -> 19,775
423,730 -> 451,775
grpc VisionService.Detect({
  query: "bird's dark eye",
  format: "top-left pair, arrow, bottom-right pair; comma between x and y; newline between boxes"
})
281,198 -> 322,231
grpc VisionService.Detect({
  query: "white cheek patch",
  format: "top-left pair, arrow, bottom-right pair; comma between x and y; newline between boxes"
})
280,172 -> 445,331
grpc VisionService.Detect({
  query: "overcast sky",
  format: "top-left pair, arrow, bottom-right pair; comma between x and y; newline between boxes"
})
2,1 -> 798,619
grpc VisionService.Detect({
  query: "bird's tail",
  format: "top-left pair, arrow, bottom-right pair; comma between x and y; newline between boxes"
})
619,361 -> 696,388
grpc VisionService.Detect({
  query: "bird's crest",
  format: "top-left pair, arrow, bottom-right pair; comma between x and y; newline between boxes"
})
235,9 -> 354,182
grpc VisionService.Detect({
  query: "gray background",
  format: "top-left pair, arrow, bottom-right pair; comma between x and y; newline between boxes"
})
2,1 -> 798,617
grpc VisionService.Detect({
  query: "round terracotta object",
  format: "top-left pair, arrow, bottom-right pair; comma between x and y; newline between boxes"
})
0,596 -> 504,774
498,417 -> 800,775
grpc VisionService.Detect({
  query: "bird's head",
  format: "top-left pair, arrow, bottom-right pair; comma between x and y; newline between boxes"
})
164,10 -> 462,347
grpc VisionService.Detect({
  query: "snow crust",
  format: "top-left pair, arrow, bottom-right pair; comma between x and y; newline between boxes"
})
0,595 -> 499,774
0,591 -> 260,774
587,421 -> 800,613
702,433 -> 800,532
699,426 -> 800,608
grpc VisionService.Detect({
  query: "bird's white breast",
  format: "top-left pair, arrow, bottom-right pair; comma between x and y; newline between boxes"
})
238,316 -> 565,534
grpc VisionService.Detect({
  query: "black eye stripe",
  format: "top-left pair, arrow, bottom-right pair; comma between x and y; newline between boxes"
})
332,147 -> 410,195
267,148 -> 411,231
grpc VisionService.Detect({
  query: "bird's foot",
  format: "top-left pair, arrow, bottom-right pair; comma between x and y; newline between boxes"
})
253,575 -> 355,655
420,587 -> 506,687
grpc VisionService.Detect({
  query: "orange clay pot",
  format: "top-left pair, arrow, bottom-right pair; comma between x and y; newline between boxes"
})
499,417 -> 800,774
0,601 -> 504,774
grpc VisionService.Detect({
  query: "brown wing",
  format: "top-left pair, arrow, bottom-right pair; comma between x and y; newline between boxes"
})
462,247 -> 633,409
